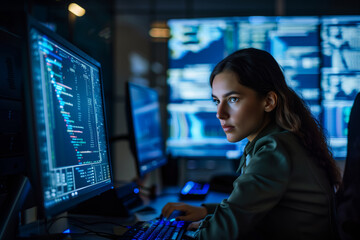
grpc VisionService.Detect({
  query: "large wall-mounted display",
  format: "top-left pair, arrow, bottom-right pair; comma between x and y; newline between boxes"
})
167,15 -> 360,159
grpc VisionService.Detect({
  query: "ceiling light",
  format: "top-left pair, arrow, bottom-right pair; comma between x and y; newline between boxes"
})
68,3 -> 86,17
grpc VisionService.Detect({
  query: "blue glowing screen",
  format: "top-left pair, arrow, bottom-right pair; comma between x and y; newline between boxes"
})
29,26 -> 112,216
127,82 -> 167,176
167,16 -> 360,159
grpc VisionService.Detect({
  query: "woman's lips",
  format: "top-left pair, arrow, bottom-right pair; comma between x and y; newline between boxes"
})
222,125 -> 234,132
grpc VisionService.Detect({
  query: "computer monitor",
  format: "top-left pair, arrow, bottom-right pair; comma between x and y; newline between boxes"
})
167,18 -> 247,159
25,16 -> 113,218
320,15 -> 360,159
167,15 -> 360,160
126,82 -> 167,178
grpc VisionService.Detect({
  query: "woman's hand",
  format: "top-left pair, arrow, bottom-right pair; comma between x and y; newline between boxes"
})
161,202 -> 207,221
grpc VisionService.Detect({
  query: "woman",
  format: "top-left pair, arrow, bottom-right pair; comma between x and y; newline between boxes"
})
162,48 -> 341,240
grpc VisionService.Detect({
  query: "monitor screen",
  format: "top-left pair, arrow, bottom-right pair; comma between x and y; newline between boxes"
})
126,82 -> 167,177
320,15 -> 360,159
167,18 -> 247,159
237,16 -> 322,118
26,17 -> 112,217
167,15 -> 360,159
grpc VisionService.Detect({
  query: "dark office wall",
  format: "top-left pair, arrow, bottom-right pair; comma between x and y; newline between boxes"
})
115,0 -> 360,20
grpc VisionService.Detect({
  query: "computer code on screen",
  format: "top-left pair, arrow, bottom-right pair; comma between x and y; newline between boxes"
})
29,28 -> 111,208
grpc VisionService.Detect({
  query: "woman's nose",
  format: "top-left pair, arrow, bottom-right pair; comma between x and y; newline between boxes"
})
216,103 -> 229,119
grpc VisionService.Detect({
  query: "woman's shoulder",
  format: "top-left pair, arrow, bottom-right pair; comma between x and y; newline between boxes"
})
256,125 -> 291,142
244,128 -> 294,176
252,128 -> 302,156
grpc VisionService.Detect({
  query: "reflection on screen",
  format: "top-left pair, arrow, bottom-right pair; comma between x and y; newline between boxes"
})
168,15 -> 360,159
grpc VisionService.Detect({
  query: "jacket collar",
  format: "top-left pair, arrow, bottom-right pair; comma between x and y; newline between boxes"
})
236,121 -> 283,173
243,121 -> 283,156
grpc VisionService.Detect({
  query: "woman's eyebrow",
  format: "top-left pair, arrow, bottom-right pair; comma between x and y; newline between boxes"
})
211,91 -> 242,98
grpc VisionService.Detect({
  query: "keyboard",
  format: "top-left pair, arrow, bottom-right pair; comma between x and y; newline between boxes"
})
119,218 -> 190,240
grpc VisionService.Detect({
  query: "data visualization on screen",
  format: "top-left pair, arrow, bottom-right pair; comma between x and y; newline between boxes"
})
167,18 -> 246,159
28,23 -> 112,216
167,15 -> 360,159
320,15 -> 360,158
126,82 -> 167,177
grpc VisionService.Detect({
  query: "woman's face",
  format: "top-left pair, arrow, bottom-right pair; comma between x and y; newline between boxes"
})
212,71 -> 269,142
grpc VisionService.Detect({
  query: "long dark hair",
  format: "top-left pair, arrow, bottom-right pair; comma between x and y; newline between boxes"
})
210,48 -> 341,189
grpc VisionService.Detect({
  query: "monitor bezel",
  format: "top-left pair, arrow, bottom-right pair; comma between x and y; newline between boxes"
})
24,15 -> 113,218
125,81 -> 168,178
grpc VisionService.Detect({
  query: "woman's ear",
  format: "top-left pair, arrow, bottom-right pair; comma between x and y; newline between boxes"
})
264,91 -> 278,112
